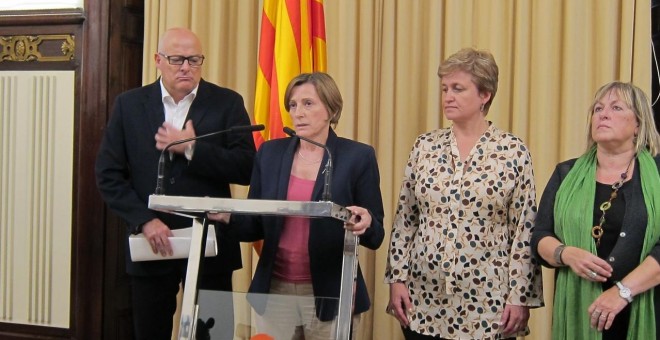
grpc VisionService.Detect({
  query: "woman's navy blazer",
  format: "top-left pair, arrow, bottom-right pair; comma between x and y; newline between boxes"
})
227,128 -> 385,321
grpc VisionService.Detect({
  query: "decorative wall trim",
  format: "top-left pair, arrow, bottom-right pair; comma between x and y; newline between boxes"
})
0,35 -> 75,62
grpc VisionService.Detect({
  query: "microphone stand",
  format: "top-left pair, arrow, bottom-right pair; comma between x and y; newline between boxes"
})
283,127 -> 333,201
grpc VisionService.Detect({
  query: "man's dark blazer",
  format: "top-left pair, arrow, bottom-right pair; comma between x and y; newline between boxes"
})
225,129 -> 385,321
95,79 -> 256,276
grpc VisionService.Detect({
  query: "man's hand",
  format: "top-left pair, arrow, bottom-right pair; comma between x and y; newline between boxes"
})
142,218 -> 174,256
155,120 -> 196,154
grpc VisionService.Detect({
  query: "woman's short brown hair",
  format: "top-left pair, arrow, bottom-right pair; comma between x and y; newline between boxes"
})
284,72 -> 343,127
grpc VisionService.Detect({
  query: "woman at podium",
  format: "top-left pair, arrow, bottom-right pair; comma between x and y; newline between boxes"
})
211,72 -> 384,339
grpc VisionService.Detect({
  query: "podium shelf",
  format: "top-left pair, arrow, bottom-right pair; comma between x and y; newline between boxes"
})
148,195 -> 351,222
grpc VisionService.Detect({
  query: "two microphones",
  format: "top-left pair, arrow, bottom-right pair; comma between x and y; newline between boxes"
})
154,124 -> 265,195
154,124 -> 333,202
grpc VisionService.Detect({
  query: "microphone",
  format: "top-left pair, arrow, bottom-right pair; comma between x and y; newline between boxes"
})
154,124 -> 265,195
283,127 -> 333,201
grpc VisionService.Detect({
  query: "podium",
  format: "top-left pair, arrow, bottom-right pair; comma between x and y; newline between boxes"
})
148,194 -> 359,340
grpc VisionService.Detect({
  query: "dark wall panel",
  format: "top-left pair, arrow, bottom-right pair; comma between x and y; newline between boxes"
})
0,0 -> 144,338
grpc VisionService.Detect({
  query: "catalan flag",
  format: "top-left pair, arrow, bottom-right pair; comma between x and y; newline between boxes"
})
253,0 -> 327,147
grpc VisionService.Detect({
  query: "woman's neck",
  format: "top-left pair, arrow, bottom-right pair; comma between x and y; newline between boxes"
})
595,146 -> 636,184
596,146 -> 636,172
299,140 -> 326,153
452,119 -> 489,139
297,129 -> 329,153
452,119 -> 489,163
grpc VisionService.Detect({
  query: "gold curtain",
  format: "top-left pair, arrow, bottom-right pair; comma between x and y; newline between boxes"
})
143,1 -> 651,339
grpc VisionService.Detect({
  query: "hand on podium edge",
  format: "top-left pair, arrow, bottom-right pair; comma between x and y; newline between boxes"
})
343,206 -> 371,236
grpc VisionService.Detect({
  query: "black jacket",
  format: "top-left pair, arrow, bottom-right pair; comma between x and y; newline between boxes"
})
95,79 -> 256,276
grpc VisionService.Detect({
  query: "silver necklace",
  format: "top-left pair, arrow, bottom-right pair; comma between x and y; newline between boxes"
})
297,150 -> 322,163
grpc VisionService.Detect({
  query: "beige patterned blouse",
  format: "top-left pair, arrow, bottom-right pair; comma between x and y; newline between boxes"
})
385,124 -> 544,339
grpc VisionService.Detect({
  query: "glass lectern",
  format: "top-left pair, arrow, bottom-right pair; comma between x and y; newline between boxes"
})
148,195 -> 359,340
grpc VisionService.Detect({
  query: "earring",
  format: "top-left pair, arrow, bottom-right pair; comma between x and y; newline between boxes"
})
480,103 -> 485,112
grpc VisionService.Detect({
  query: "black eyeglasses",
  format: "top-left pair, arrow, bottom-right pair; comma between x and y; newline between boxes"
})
158,53 -> 205,67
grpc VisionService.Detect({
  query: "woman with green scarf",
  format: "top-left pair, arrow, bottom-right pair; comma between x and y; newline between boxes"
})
531,81 -> 660,340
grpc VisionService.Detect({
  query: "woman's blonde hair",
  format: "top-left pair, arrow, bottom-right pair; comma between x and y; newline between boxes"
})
586,81 -> 660,155
437,48 -> 499,114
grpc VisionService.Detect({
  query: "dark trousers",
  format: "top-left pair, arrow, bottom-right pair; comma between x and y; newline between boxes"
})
402,327 -> 442,340
402,327 -> 515,340
131,270 -> 233,340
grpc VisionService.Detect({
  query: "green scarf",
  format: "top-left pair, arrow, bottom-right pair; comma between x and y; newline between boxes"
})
552,147 -> 660,340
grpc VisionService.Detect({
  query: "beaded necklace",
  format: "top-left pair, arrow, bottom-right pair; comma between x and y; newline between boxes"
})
591,155 -> 635,247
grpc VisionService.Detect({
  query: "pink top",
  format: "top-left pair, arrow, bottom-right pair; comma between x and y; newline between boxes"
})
273,175 -> 315,283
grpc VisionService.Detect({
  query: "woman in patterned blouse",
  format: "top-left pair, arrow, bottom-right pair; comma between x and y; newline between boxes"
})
385,48 -> 544,340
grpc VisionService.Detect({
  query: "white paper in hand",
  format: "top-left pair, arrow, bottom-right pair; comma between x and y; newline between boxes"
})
129,226 -> 218,262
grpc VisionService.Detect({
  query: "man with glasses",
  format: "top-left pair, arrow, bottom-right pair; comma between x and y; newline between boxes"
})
95,27 -> 256,340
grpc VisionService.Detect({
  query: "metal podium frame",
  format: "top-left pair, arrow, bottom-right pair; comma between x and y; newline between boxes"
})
148,194 -> 360,340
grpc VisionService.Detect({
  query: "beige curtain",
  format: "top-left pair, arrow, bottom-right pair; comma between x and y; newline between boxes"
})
143,1 -> 651,339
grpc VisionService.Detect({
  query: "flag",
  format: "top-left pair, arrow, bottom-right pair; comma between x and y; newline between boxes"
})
253,0 -> 327,148
251,0 -> 327,255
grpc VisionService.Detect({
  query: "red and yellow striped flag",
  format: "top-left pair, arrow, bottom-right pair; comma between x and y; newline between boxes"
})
253,0 -> 327,148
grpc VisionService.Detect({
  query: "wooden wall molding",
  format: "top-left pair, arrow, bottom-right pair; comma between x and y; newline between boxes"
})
0,34 -> 75,62
0,9 -> 84,27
